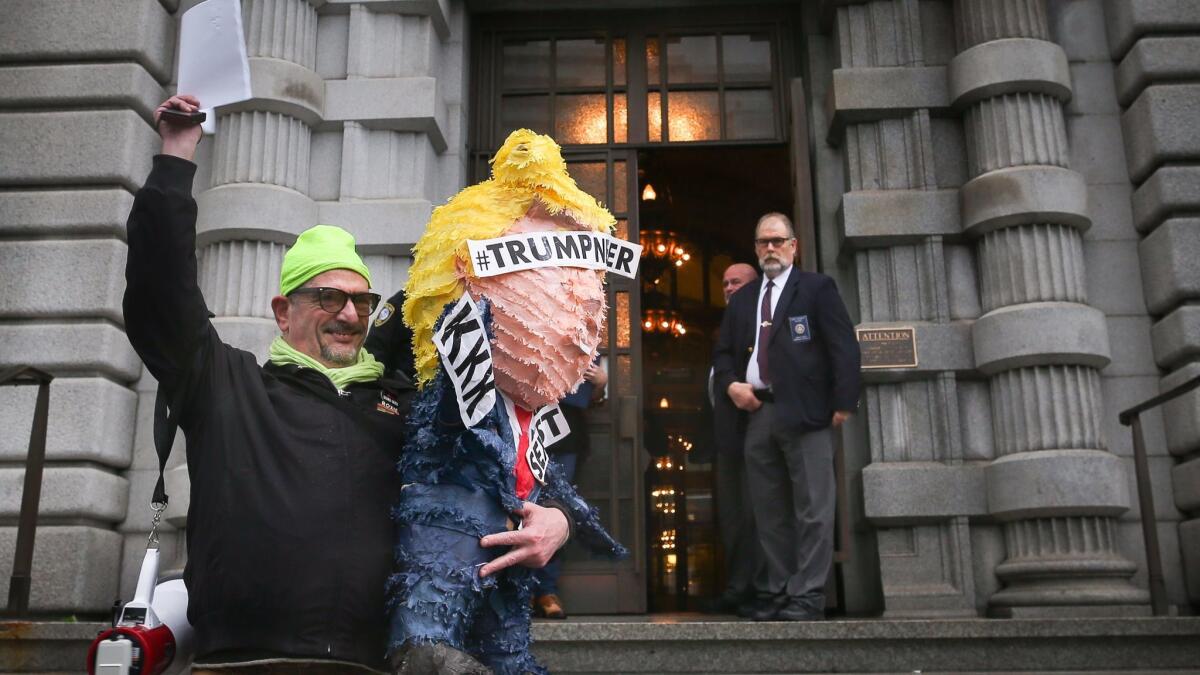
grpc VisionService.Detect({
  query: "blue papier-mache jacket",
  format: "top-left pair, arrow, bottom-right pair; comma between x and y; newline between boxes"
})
388,297 -> 628,573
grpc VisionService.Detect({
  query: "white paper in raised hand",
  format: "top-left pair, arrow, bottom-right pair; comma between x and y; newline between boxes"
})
177,0 -> 252,133
200,108 -> 217,135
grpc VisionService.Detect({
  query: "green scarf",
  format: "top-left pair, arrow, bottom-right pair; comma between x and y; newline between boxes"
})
268,336 -> 384,391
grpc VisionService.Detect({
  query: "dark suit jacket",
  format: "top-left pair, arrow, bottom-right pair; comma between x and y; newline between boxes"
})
713,268 -> 862,434
709,367 -> 747,459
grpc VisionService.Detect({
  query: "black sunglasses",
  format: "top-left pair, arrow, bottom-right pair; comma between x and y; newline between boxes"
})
288,287 -> 381,316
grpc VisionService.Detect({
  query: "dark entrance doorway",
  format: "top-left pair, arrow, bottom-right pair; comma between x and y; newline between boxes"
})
637,145 -> 791,611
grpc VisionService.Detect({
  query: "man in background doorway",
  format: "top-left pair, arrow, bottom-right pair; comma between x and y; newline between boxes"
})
713,213 -> 861,621
533,357 -> 608,619
722,264 -> 758,303
710,263 -> 761,615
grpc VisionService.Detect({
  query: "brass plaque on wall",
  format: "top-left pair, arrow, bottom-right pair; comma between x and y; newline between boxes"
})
856,327 -> 918,369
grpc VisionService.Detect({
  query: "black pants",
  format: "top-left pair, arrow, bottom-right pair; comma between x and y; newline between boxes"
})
715,448 -> 762,599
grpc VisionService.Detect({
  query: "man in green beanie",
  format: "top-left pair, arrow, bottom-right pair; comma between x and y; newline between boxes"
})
270,224 -> 381,378
125,95 -> 571,674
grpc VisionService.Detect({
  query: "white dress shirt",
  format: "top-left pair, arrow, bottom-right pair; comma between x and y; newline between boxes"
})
746,265 -> 793,390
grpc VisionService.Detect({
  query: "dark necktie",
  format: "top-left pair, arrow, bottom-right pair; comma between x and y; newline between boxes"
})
758,280 -> 773,386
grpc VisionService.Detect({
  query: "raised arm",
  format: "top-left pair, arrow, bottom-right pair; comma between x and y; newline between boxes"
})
123,95 -> 215,399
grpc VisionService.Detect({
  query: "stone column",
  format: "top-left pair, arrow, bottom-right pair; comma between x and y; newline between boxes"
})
951,0 -> 1145,615
1107,0 -> 1200,611
826,0 -> 989,617
0,0 -> 175,611
197,0 -> 320,362
315,0 -> 469,292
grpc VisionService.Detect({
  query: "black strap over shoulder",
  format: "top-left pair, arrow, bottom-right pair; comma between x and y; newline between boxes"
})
151,387 -> 181,506
148,316 -> 213,508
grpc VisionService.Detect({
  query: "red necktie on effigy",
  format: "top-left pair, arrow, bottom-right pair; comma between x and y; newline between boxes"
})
758,280 -> 773,386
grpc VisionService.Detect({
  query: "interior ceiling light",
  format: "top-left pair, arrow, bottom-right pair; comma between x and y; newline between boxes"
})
642,308 -> 686,337
640,230 -> 691,267
642,183 -> 657,201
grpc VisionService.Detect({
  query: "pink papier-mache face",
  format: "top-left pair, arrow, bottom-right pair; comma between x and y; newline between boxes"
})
464,201 -> 607,411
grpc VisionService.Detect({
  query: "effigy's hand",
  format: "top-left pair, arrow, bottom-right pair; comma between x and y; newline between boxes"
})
477,501 -> 569,577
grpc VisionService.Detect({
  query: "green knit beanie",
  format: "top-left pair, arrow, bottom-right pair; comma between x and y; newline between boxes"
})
280,225 -> 372,296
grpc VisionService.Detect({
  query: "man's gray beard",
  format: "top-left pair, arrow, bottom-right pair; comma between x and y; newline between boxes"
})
321,343 -> 358,366
761,259 -> 783,279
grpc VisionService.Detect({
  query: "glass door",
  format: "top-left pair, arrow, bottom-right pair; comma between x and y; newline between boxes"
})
472,30 -> 647,613
559,149 -> 645,614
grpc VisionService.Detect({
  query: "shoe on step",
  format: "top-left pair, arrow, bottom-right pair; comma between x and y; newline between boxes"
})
535,593 -> 567,619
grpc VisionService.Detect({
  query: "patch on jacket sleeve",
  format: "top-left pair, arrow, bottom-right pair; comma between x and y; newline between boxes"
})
374,302 -> 395,328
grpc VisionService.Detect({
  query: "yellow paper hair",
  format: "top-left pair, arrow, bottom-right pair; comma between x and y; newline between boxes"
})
403,129 -> 617,386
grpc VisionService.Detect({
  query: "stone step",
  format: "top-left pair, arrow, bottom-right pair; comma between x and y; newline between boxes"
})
2,616 -> 1198,673
529,615 -> 1200,674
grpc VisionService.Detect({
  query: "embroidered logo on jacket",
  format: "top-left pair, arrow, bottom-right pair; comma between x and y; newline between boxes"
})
377,391 -> 401,415
789,315 -> 812,342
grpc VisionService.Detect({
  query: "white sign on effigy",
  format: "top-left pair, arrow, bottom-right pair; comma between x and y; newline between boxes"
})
527,405 -> 569,484
177,0 -> 253,134
433,294 -> 497,428
499,396 -> 570,486
467,231 -> 642,280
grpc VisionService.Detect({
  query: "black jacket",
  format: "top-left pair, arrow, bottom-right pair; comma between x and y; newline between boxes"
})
708,368 -> 744,460
713,268 -> 861,433
123,155 -> 414,669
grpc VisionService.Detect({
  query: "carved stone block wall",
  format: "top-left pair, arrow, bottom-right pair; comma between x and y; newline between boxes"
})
1106,0 -> 1200,611
0,0 -> 175,611
828,0 -> 1184,617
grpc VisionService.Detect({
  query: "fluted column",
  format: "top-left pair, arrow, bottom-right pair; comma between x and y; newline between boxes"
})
191,0 -> 319,367
952,0 -> 1147,615
199,240 -> 287,319
828,0 -> 984,617
243,0 -> 318,70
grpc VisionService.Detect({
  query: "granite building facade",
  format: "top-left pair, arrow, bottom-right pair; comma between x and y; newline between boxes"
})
0,0 -> 1196,619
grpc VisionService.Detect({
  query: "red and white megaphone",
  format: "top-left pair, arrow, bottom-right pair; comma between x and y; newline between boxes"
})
86,547 -> 193,675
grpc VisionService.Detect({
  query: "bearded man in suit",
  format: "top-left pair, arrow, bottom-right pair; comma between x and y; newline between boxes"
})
712,212 -> 861,621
